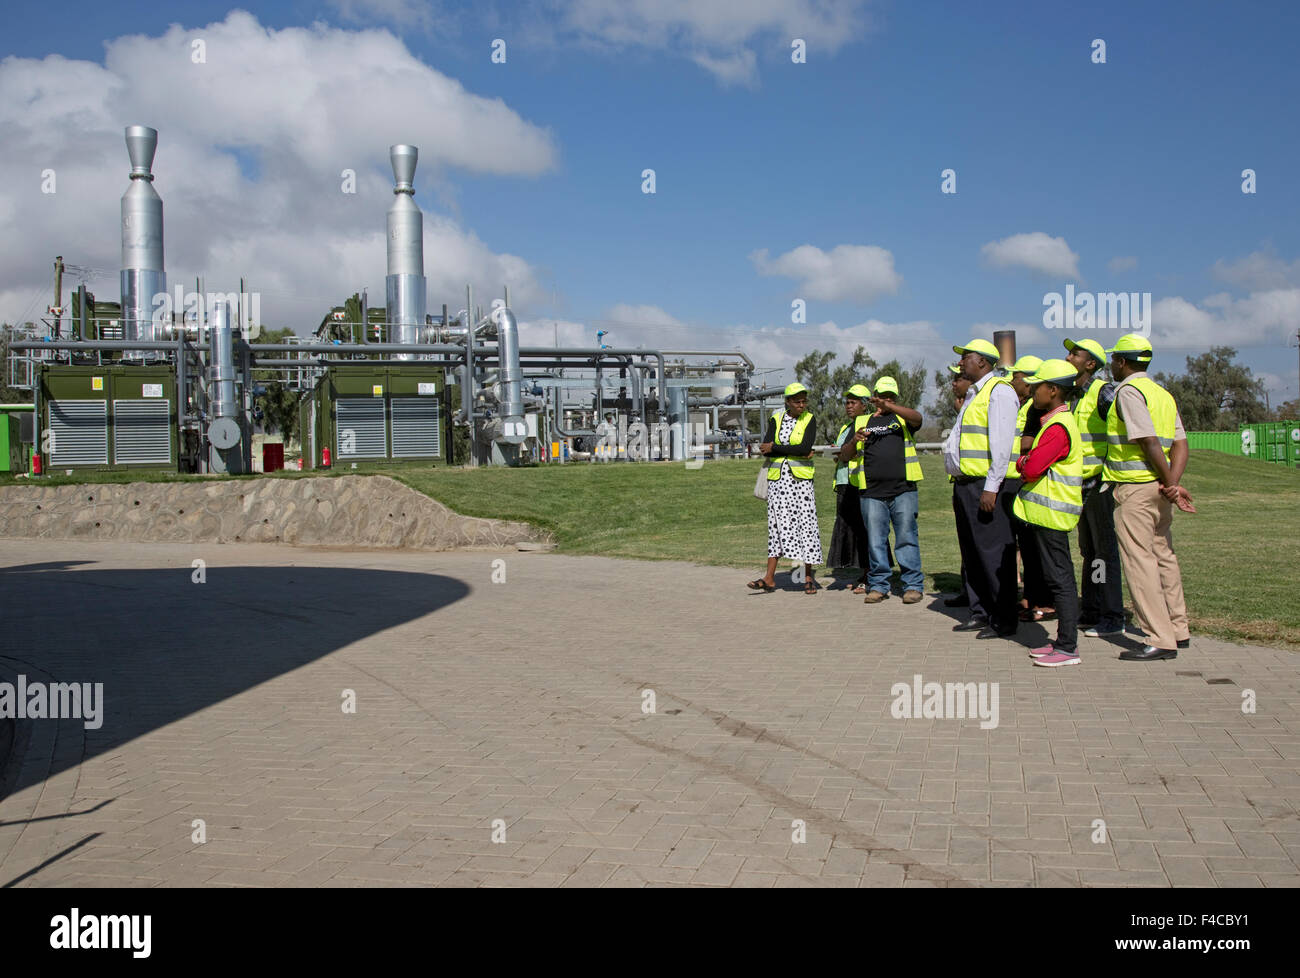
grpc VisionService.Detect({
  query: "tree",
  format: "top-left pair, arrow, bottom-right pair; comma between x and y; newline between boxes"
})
1154,346 -> 1269,431
792,346 -> 878,439
1273,397 -> 1300,421
252,326 -> 301,444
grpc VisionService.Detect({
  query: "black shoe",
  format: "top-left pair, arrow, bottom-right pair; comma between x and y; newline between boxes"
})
1177,638 -> 1190,649
1119,646 -> 1177,661
944,593 -> 970,608
952,616 -> 989,632
975,626 -> 1017,640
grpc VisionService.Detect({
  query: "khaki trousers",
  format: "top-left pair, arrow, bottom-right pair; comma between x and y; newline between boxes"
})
1112,481 -> 1190,651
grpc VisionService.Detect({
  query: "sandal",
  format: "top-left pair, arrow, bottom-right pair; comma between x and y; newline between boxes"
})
1019,607 -> 1056,622
804,580 -> 819,595
851,583 -> 867,595
747,579 -> 775,592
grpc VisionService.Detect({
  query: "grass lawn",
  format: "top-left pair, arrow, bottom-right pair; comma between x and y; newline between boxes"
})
390,451 -> 1300,651
5,450 -> 1297,649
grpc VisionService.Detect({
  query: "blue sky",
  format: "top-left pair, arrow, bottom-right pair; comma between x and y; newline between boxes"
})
2,0 -> 1298,403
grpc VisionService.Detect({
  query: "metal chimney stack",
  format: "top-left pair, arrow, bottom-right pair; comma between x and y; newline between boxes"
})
386,144 -> 427,359
120,125 -> 166,343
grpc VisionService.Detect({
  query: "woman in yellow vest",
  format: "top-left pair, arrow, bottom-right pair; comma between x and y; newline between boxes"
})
1012,360 -> 1085,667
748,383 -> 822,593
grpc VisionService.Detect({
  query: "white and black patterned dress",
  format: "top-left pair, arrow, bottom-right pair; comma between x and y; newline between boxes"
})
767,414 -> 823,564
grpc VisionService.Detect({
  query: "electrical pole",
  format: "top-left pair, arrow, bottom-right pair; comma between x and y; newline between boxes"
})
52,255 -> 64,336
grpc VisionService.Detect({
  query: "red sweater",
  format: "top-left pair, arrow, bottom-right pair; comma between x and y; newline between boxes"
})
1016,405 -> 1071,482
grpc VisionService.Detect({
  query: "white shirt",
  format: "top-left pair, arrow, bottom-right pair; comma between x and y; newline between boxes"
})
942,371 -> 1019,492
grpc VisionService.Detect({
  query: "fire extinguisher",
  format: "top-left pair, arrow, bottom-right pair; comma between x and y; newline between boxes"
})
322,447 -> 331,468
32,453 -> 42,475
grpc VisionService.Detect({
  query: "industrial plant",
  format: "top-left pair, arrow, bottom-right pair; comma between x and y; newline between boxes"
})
3,126 -> 794,475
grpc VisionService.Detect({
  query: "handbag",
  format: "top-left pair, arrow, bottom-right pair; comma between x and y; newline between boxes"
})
754,460 -> 772,499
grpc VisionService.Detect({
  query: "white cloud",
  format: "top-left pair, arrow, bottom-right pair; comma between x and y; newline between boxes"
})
1212,249 -> 1300,291
600,303 -> 686,328
0,12 -> 558,332
980,232 -> 1080,278
1107,256 -> 1138,274
1150,289 -> 1300,348
750,244 -> 902,303
327,0 -> 443,30
527,0 -> 874,86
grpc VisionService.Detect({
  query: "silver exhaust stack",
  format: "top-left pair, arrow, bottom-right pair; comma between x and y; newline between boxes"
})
207,298 -> 244,473
497,307 -> 525,444
386,144 -> 427,359
120,125 -> 166,343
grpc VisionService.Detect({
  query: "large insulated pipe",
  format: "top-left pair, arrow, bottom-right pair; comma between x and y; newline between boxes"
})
496,307 -> 525,444
386,145 -> 427,360
210,299 -> 238,422
120,125 -> 166,343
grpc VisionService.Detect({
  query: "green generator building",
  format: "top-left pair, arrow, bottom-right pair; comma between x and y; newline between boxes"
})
37,364 -> 178,471
301,364 -> 450,469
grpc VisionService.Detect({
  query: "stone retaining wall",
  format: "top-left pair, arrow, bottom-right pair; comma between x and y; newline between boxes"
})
0,475 -> 547,550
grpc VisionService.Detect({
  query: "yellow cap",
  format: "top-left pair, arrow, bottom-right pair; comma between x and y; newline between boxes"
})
1063,337 -> 1107,365
783,382 -> 809,397
953,338 -> 1000,360
1107,334 -> 1153,359
1011,355 -> 1043,375
843,383 -> 871,399
947,363 -> 962,375
873,376 -> 899,396
1026,358 -> 1079,387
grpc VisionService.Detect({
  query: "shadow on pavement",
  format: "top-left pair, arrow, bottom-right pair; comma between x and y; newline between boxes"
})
0,560 -> 469,801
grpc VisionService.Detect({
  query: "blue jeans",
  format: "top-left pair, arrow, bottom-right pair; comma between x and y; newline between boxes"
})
860,490 -> 924,594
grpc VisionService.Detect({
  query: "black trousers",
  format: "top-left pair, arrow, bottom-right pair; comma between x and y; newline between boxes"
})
1015,516 -> 1050,609
952,479 -> 1020,633
1033,524 -> 1080,654
1078,482 -> 1124,627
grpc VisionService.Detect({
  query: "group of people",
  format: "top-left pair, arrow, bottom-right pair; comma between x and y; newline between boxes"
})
748,334 -> 1194,667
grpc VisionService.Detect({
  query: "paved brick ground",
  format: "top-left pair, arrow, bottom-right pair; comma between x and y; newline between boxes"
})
0,538 -> 1296,888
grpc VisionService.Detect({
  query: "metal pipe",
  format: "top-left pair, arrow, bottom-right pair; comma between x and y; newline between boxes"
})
658,348 -> 754,370
386,144 -> 427,358
465,284 -> 476,465
120,125 -> 166,345
496,307 -> 524,444
210,299 -> 237,422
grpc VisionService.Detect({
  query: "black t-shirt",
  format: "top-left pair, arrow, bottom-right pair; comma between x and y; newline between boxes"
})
860,414 -> 921,499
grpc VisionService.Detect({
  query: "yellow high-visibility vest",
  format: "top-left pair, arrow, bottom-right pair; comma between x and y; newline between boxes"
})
768,410 -> 815,480
958,375 -> 1017,479
843,415 -> 870,488
1073,376 -> 1109,480
1103,377 -> 1176,484
1013,409 -> 1084,531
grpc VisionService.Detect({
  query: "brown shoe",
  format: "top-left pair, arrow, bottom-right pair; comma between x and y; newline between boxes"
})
902,590 -> 923,604
863,591 -> 887,604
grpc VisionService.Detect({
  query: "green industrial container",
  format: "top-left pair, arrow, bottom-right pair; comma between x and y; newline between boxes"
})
1239,421 -> 1300,467
0,405 -> 33,473
37,364 -> 177,471
1186,430 -> 1242,455
305,364 -> 448,469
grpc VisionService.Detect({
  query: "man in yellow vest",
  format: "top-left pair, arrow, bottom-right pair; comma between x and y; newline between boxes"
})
944,363 -> 975,609
857,375 -> 925,604
1012,360 -> 1085,667
1104,335 -> 1192,661
831,384 -> 872,590
1064,337 -> 1125,638
944,339 -> 1022,639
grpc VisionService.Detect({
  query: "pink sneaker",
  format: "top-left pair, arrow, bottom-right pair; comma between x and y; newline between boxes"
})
1033,650 -> 1081,667
1027,645 -> 1055,658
